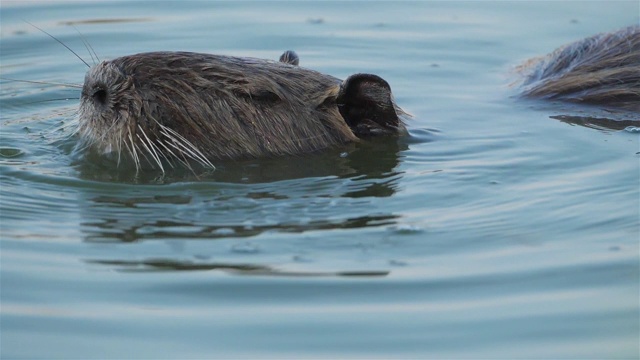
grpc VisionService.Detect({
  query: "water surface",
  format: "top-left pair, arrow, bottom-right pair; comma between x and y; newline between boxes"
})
1,1 -> 638,359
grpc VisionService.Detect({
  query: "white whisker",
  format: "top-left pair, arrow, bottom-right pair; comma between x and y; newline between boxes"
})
158,124 -> 215,168
160,132 -> 205,170
116,126 -> 123,167
134,142 -> 153,170
155,139 -> 191,168
136,124 -> 165,172
71,25 -> 100,65
152,140 -> 178,168
159,131 -> 197,169
25,21 -> 90,68
127,132 -> 141,171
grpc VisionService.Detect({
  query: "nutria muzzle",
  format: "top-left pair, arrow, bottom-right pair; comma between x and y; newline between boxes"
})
77,51 -> 407,169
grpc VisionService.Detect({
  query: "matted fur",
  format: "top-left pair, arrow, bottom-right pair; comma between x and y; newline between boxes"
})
78,52 -> 366,169
518,25 -> 640,111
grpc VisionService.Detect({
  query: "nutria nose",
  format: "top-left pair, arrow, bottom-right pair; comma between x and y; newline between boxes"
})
91,88 -> 108,106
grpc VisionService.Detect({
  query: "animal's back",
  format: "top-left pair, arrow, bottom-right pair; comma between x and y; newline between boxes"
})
103,52 -> 356,160
518,25 -> 640,112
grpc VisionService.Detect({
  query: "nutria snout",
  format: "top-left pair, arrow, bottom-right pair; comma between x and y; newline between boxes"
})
78,51 -> 407,169
517,25 -> 640,111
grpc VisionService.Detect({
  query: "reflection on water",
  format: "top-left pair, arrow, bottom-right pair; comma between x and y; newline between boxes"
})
82,211 -> 399,243
87,258 -> 390,277
516,97 -> 640,130
59,18 -> 153,26
78,136 -> 412,243
551,115 -> 640,131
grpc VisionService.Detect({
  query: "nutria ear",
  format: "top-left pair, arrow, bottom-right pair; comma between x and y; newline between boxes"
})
337,73 -> 401,137
279,50 -> 299,66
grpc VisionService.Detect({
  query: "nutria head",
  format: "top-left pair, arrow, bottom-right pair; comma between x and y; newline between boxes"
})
77,51 -> 406,170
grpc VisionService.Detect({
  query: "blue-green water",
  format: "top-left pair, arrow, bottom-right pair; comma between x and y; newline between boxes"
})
1,1 -> 638,358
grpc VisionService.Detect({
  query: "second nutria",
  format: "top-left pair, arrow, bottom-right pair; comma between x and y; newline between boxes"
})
517,25 -> 640,112
78,51 -> 407,169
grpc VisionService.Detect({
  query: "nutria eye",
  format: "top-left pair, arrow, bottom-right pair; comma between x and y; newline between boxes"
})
92,88 -> 107,105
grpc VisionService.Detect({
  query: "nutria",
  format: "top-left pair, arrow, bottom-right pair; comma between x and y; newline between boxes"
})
78,51 -> 407,170
517,25 -> 640,112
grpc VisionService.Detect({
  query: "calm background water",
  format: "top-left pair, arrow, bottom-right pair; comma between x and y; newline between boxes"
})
1,1 -> 638,359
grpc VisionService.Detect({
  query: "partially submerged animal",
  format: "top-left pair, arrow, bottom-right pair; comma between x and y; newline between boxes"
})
76,25 -> 639,170
78,50 -> 407,169
517,25 -> 640,112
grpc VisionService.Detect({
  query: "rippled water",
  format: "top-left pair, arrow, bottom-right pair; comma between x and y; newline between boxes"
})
1,1 -> 639,359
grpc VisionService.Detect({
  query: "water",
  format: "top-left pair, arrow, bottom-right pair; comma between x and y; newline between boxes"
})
1,1 -> 638,358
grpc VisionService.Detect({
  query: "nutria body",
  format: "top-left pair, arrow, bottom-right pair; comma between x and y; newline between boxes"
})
78,51 -> 406,169
517,25 -> 640,111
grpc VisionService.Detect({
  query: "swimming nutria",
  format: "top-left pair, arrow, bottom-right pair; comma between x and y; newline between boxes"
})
78,51 -> 407,170
517,25 -> 639,112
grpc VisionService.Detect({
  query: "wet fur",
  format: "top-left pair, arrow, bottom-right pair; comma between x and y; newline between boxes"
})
50,24 -> 640,171
79,52 -> 406,170
517,25 -> 640,111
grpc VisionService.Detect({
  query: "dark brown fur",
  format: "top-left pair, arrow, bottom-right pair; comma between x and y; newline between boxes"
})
78,26 -> 638,171
78,52 -> 406,170
518,25 -> 640,111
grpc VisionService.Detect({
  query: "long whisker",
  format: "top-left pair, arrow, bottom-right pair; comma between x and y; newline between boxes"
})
73,142 -> 90,155
24,20 -> 91,68
158,124 -> 215,168
9,98 -> 80,106
136,124 -> 165,172
145,135 -> 175,169
127,132 -> 141,171
92,115 -> 122,148
159,133 -> 193,167
161,130 -> 212,169
122,136 -> 132,165
42,111 -> 79,143
0,77 -> 83,89
166,140 -> 197,171
133,142 -> 153,170
155,138 -> 190,168
154,140 -> 181,168
117,127 -> 123,167
71,25 -> 100,65
74,134 -> 93,153
144,117 -> 190,169
66,121 -> 81,138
